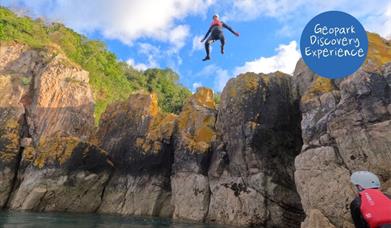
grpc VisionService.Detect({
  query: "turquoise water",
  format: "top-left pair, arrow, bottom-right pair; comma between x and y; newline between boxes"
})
0,211 -> 229,228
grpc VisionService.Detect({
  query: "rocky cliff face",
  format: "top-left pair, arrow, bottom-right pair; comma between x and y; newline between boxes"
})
93,77 -> 303,226
96,93 -> 175,217
1,33 -> 390,228
0,43 -> 27,207
294,33 -> 391,227
0,42 -> 111,212
208,72 -> 304,227
171,88 -> 217,221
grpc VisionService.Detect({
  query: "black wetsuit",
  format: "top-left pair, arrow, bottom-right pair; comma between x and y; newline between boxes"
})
202,21 -> 237,58
351,194 -> 391,228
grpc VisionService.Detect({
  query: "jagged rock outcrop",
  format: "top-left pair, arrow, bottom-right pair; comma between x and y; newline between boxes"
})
0,42 -> 112,212
294,33 -> 391,227
207,72 -> 304,226
171,87 -> 217,222
96,93 -> 176,217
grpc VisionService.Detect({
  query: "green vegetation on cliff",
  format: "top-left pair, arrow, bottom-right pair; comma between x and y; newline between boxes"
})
0,7 -> 191,123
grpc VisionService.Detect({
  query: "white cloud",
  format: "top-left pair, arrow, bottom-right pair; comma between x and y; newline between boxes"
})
126,43 -> 163,71
191,35 -> 205,54
126,58 -> 149,71
218,0 -> 390,39
234,41 -> 301,75
214,68 -> 231,92
132,42 -> 185,72
205,41 -> 300,92
194,40 -> 301,92
220,0 -> 388,21
138,43 -> 160,68
4,0 -> 389,47
192,82 -> 203,91
220,0 -> 307,22
3,0 -> 213,48
169,25 -> 190,52
4,0 -> 390,44
362,1 -> 391,39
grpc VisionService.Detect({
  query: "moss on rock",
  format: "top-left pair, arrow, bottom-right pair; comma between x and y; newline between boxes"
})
301,77 -> 335,102
177,87 -> 217,153
23,134 -> 110,170
366,32 -> 391,67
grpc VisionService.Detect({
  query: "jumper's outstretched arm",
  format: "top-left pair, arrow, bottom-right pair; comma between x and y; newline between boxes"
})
223,23 -> 239,36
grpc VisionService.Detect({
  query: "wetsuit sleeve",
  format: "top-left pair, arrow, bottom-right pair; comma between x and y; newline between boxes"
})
350,197 -> 369,228
202,26 -> 212,41
222,22 -> 237,35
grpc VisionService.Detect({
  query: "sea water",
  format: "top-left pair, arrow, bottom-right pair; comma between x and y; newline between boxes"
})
0,211 -> 230,228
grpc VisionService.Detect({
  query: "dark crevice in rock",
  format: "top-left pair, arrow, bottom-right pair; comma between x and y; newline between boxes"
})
3,145 -> 23,209
35,190 -> 48,212
95,169 -> 114,212
259,187 -> 305,219
3,104 -> 30,209
164,135 -> 176,190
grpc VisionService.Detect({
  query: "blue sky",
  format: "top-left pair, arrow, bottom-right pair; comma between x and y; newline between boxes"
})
2,0 -> 390,91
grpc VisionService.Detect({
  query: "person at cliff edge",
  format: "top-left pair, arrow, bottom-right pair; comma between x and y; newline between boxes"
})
200,14 -> 240,61
350,171 -> 391,228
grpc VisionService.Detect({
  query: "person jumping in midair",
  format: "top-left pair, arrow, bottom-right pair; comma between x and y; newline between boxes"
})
201,14 -> 239,61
